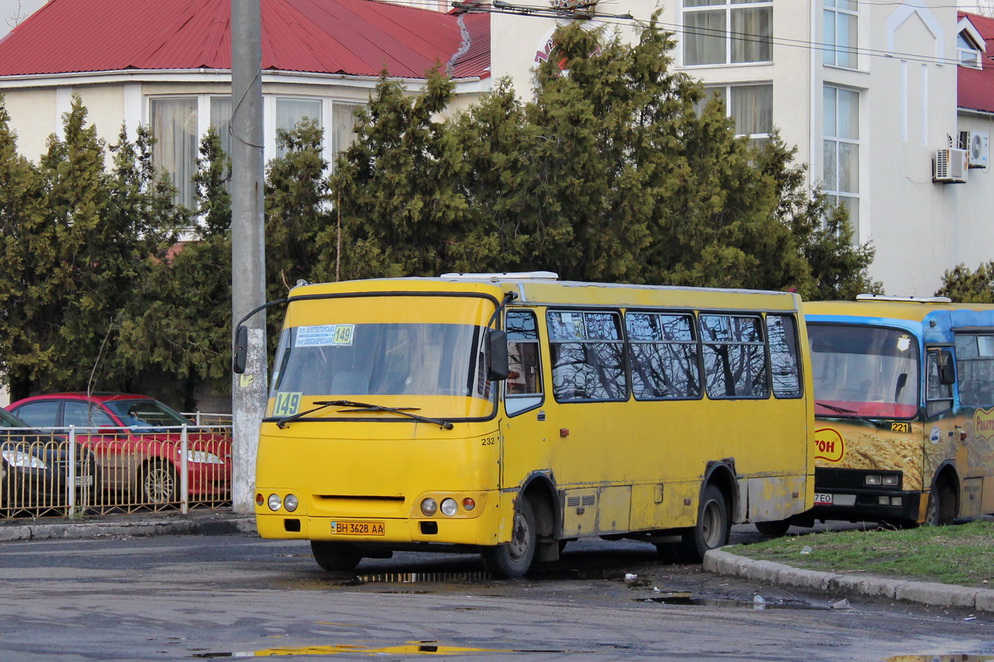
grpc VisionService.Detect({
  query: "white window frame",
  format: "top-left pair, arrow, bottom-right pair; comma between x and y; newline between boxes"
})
682,0 -> 773,67
957,23 -> 984,70
823,0 -> 858,70
823,85 -> 860,236
147,94 -> 367,210
701,83 -> 773,145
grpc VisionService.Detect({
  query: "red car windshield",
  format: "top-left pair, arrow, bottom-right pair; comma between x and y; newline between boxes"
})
103,399 -> 190,428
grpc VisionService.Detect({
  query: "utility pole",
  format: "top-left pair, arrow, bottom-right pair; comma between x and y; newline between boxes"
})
230,0 -> 266,513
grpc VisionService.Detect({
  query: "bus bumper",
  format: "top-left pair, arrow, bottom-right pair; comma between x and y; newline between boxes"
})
810,489 -> 922,524
256,510 -> 501,547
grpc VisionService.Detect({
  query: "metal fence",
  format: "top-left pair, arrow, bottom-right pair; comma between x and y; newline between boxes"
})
1,417 -> 232,519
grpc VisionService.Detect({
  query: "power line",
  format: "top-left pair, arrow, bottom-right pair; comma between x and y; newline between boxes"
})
453,1 -> 993,70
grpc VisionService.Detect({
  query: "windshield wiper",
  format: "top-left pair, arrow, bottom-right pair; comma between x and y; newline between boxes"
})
276,399 -> 453,430
815,401 -> 857,414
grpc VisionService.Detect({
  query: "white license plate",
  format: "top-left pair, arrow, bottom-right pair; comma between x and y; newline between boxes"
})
814,493 -> 833,505
75,475 -> 93,487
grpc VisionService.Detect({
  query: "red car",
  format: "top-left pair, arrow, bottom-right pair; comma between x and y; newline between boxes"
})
6,393 -> 231,505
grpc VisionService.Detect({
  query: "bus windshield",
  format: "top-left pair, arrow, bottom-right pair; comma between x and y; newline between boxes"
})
809,323 -> 919,419
270,322 -> 490,407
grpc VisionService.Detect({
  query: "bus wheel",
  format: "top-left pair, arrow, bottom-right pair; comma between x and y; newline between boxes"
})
310,541 -> 363,572
755,519 -> 791,538
679,484 -> 730,562
481,497 -> 536,578
925,478 -> 956,526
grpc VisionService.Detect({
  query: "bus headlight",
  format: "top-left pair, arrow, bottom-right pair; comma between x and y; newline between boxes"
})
268,494 -> 282,511
284,494 -> 299,512
882,475 -> 899,486
865,475 -> 882,486
420,498 -> 438,516
440,498 -> 458,516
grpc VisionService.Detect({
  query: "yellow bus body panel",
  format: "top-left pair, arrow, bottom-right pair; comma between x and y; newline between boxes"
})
256,277 -> 814,548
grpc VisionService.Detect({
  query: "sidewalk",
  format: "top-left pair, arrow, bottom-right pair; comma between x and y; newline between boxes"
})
0,510 -> 257,543
703,547 -> 994,613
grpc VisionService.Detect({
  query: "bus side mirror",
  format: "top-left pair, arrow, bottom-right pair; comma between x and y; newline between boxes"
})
488,329 -> 509,381
233,325 -> 248,374
938,350 -> 955,386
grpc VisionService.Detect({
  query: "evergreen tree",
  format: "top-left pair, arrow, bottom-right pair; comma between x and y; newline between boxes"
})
193,126 -> 231,239
266,118 -> 330,296
936,262 -> 994,303
321,68 -> 469,279
326,18 -> 877,294
0,99 -> 47,399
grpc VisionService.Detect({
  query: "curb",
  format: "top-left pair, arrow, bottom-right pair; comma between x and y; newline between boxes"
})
0,513 -> 258,543
703,548 -> 994,613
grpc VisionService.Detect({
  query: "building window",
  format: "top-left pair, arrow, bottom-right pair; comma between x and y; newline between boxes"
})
209,96 -> 232,158
332,102 -> 362,164
683,0 -> 772,66
958,32 -> 982,69
276,97 -> 323,158
823,0 -> 857,69
699,84 -> 773,146
149,97 -> 199,210
823,85 -> 860,235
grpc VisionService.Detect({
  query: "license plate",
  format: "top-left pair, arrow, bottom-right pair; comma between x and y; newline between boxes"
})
814,493 -> 833,505
75,475 -> 93,487
331,520 -> 385,536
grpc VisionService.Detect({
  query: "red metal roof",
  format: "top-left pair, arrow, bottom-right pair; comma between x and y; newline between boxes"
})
0,0 -> 490,80
959,12 -> 994,114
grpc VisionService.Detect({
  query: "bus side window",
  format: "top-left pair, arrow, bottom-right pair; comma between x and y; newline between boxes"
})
926,349 -> 953,418
766,314 -> 802,399
548,310 -> 626,402
506,310 -> 543,415
954,334 -> 994,406
700,314 -> 769,399
625,311 -> 701,400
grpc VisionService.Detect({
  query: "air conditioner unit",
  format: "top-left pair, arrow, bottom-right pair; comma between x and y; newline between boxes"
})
933,148 -> 968,183
959,130 -> 990,168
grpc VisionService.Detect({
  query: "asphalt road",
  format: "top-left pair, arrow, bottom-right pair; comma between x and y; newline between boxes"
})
0,526 -> 992,661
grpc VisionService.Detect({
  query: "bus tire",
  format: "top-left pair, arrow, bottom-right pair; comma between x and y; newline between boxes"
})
481,497 -> 536,578
755,519 -> 791,538
679,484 -> 730,562
310,540 -> 363,572
925,477 -> 956,526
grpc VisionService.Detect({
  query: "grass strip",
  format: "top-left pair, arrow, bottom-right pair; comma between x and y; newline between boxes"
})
729,520 -> 994,587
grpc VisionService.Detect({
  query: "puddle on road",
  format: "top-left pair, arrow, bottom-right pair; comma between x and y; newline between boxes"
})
883,656 -> 994,661
636,591 -> 830,610
192,641 -> 567,657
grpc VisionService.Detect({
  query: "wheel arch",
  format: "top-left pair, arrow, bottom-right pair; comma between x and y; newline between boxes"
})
930,460 -> 961,517
702,459 -> 738,520
518,471 -> 560,542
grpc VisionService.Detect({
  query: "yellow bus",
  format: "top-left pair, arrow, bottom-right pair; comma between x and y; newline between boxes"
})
238,274 -> 814,577
806,296 -> 994,526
